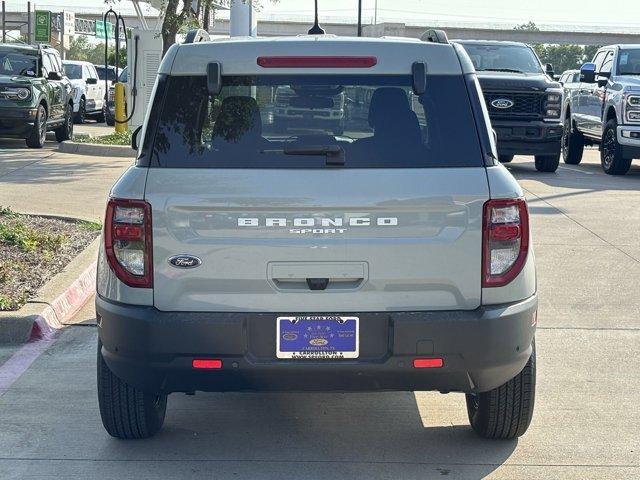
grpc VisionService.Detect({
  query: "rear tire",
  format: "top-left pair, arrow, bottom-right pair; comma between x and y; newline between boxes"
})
54,103 -> 74,142
106,116 -> 115,127
534,154 -> 560,172
601,119 -> 632,175
74,97 -> 86,124
97,340 -> 167,439
25,104 -> 47,148
562,116 -> 584,165
466,341 -> 536,440
498,154 -> 514,163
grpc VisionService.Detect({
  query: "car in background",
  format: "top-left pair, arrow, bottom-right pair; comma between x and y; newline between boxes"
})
558,69 -> 580,87
455,40 -> 564,172
94,65 -> 117,87
105,66 -> 127,127
273,86 -> 346,135
563,45 -> 640,174
63,60 -> 106,123
0,44 -> 73,148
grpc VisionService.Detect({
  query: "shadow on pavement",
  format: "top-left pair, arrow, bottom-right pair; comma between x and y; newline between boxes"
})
97,390 -> 517,478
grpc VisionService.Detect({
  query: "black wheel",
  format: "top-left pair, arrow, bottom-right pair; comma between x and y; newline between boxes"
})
97,340 -> 167,439
466,341 -> 536,440
534,154 -> 560,172
55,103 -> 74,142
106,115 -> 115,127
25,104 -> 47,148
95,99 -> 107,123
498,154 -> 514,163
74,97 -> 86,124
562,115 -> 584,165
601,119 -> 632,175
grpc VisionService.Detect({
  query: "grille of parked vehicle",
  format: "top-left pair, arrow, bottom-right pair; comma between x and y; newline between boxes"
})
484,91 -> 544,118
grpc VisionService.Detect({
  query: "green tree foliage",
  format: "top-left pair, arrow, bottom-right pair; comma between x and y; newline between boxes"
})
514,21 -> 601,74
67,36 -> 127,68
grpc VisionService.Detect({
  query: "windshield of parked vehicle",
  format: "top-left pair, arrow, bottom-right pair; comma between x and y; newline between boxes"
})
150,74 -> 483,169
617,49 -> 640,75
460,44 -> 543,74
63,64 -> 82,80
0,51 -> 38,77
95,66 -> 116,81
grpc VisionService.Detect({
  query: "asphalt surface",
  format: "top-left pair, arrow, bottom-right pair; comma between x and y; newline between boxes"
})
0,123 -> 130,222
0,147 -> 639,479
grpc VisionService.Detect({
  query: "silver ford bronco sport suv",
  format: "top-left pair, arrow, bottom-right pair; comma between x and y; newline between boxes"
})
96,32 -> 538,440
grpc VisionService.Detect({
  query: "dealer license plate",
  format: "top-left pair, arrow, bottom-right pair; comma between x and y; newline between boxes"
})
276,316 -> 359,359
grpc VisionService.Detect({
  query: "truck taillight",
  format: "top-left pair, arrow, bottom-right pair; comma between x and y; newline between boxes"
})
104,199 -> 153,288
482,198 -> 529,288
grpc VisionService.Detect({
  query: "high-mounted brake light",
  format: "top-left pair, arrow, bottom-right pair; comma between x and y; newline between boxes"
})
104,198 -> 153,288
257,56 -> 377,68
482,198 -> 529,288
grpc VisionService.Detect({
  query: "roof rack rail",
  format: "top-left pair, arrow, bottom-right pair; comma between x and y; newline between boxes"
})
420,29 -> 449,44
184,29 -> 210,44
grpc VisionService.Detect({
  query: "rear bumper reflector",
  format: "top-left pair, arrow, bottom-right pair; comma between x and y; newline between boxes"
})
192,359 -> 223,370
413,358 -> 444,369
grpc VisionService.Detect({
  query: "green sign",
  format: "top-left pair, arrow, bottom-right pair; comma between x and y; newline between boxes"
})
35,10 -> 51,43
95,20 -> 114,40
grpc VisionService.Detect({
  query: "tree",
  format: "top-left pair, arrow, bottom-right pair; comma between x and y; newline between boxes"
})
514,21 -> 539,31
67,36 -> 127,68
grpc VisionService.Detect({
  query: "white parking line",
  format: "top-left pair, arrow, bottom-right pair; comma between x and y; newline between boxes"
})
0,336 -> 57,397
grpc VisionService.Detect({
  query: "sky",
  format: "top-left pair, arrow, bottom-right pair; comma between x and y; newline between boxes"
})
5,0 -> 640,31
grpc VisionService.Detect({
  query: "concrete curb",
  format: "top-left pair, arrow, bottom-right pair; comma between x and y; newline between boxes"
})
59,140 -> 135,158
0,237 -> 99,344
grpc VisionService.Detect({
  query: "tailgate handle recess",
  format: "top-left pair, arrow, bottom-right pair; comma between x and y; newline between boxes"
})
306,278 -> 329,290
269,262 -> 368,292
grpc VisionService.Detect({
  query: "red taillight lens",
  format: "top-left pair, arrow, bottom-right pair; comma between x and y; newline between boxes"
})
413,358 -> 444,368
482,198 -> 529,288
104,198 -> 153,288
257,56 -> 377,68
192,359 -> 223,369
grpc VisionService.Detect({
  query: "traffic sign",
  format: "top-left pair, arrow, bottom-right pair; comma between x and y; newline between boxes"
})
95,20 -> 114,40
35,10 -> 51,43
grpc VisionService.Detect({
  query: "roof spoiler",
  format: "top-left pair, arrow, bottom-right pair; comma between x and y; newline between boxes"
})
184,29 -> 210,44
420,29 -> 449,44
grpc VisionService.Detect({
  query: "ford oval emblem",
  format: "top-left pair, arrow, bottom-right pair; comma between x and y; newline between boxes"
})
491,98 -> 515,109
168,254 -> 202,269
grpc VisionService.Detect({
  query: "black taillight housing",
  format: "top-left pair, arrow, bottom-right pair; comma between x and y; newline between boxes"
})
104,198 -> 153,288
482,198 -> 529,288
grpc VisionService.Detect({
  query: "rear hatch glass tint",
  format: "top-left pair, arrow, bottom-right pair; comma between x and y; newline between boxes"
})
149,74 -> 482,168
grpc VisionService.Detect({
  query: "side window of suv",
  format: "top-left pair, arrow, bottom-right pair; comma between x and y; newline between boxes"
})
41,53 -> 53,77
592,51 -> 607,73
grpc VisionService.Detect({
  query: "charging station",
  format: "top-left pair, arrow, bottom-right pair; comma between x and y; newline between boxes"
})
126,28 -> 161,129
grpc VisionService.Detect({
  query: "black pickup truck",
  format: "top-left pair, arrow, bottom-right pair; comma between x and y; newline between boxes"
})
456,40 -> 564,172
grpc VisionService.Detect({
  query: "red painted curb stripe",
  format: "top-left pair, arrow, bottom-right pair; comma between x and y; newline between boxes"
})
0,261 -> 97,396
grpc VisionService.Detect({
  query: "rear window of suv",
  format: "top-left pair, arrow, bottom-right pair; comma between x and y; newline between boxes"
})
149,74 -> 483,168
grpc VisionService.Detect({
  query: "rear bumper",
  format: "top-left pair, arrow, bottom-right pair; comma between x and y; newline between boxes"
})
0,107 -> 37,137
97,294 -> 537,395
493,119 -> 563,156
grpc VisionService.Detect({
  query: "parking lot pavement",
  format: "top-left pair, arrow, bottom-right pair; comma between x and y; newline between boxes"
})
0,135 -> 132,222
0,149 -> 638,479
75,121 -> 114,138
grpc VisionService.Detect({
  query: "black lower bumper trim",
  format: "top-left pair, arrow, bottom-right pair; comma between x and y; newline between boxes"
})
97,295 -> 537,395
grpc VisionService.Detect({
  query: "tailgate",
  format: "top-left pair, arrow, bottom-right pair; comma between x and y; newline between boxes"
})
146,168 -> 489,312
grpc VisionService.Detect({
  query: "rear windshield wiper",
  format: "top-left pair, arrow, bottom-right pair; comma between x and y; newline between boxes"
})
478,68 -> 525,74
262,145 -> 345,166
